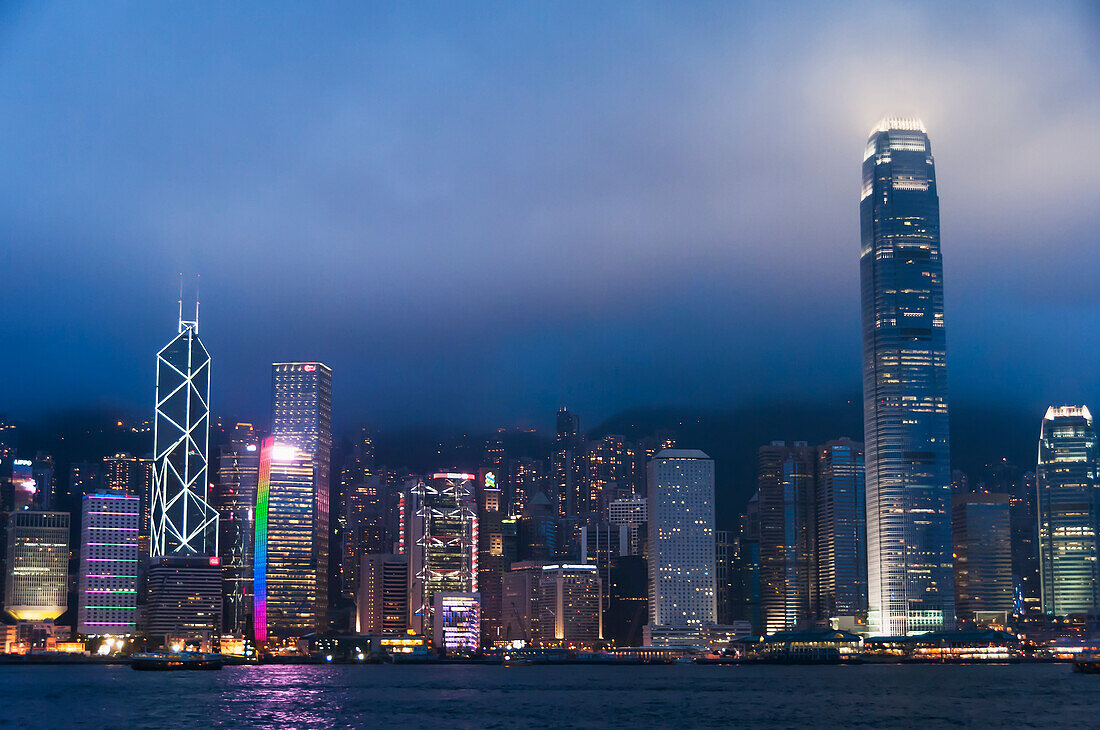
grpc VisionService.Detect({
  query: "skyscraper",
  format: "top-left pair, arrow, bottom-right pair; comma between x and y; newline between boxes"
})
4,511 -> 69,622
815,438 -> 867,620
339,430 -> 382,605
536,564 -> 601,648
77,493 -> 140,635
255,438 -> 322,641
150,305 -> 218,558
409,473 -> 479,637
215,423 -> 260,636
1037,406 -> 1100,616
476,468 -> 505,647
952,492 -> 1013,621
755,441 -> 816,633
358,553 -> 409,635
551,408 -> 583,519
647,450 -> 716,635
269,362 -> 333,636
860,117 -> 953,635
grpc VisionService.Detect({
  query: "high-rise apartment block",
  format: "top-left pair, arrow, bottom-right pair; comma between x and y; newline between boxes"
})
860,117 -> 953,635
1038,406 -> 1100,616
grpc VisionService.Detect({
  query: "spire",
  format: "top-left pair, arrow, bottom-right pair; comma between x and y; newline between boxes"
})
178,273 -> 200,334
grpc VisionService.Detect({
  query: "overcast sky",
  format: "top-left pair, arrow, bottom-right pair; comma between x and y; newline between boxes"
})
1,1 -> 1097,431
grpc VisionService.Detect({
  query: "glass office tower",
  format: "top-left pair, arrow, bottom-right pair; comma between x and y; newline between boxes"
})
267,363 -> 333,639
1037,406 -> 1100,616
215,423 -> 260,636
860,117 -> 953,635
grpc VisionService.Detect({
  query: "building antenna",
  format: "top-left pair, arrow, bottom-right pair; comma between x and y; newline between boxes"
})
178,272 -> 184,333
194,273 -> 200,332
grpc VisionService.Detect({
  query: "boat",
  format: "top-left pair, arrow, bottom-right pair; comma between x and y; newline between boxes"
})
1073,651 -> 1100,674
131,651 -> 225,671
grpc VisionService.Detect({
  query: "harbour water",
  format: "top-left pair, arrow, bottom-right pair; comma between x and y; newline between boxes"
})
1,663 -> 1095,728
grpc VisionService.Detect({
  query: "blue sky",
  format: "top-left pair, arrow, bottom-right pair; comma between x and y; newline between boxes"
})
0,1 -> 1097,430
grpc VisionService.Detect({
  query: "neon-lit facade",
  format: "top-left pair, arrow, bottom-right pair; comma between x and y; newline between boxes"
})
216,423 -> 260,637
263,442 -> 320,640
77,494 -> 140,634
432,592 -> 481,653
861,118 -> 953,635
150,307 -> 218,557
269,362 -> 332,637
410,473 -> 479,638
252,437 -> 274,643
12,459 -> 36,509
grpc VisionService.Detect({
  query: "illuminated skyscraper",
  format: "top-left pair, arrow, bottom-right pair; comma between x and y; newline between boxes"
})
256,438 -> 322,641
357,553 -> 409,635
585,435 -> 636,518
755,442 -> 816,633
339,430 -> 383,604
409,473 -> 478,637
269,362 -> 333,637
815,438 -> 867,620
215,423 -> 260,636
647,450 -> 716,632
476,468 -> 505,646
4,511 -> 69,622
150,305 -> 218,557
552,408 -> 583,518
1038,406 -> 1100,616
536,564 -> 601,648
77,493 -> 140,635
952,492 -> 1012,620
861,117 -> 953,635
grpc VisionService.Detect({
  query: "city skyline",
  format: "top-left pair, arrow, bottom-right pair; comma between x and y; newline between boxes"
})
0,2 -> 1098,432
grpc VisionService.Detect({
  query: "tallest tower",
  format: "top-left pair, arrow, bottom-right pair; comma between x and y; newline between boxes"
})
150,297 -> 217,557
861,118 -> 953,635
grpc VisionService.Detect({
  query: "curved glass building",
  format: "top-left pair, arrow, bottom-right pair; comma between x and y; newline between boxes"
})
860,117 -> 953,635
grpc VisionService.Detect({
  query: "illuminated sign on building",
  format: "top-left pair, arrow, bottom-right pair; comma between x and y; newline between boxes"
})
432,592 -> 481,653
302,364 -> 316,372
252,437 -> 274,644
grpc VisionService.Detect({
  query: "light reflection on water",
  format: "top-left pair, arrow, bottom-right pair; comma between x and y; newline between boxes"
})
1,663 -> 1096,729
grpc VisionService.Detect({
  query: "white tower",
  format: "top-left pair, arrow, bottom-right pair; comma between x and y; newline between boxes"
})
150,285 -> 218,557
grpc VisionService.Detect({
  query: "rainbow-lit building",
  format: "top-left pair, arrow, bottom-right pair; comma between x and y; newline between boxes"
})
253,437 -> 323,643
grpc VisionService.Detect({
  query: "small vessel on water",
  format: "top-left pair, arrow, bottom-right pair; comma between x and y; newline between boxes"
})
131,651 -> 225,671
1073,651 -> 1100,674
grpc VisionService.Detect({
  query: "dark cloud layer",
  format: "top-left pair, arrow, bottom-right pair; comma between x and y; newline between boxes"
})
0,1 -> 1097,431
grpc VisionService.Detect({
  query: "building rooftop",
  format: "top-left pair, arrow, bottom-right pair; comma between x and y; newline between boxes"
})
870,116 -> 926,135
1044,405 -> 1092,421
653,449 -> 711,460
